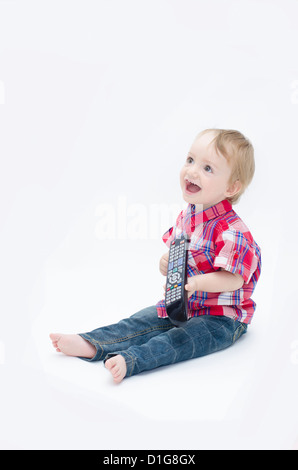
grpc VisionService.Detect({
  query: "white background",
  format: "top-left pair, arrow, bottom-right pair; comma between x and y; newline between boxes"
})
1,0 -> 298,450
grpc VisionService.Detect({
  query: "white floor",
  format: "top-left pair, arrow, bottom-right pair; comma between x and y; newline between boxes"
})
1,289 -> 297,450
1,0 -> 298,451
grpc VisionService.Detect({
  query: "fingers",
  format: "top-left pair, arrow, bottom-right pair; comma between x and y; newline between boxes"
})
159,252 -> 169,276
159,263 -> 168,276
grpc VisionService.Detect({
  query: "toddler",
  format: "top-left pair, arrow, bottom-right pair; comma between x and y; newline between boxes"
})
50,129 -> 261,384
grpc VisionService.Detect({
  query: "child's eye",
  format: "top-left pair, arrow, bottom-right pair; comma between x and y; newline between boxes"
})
186,156 -> 194,164
204,165 -> 212,173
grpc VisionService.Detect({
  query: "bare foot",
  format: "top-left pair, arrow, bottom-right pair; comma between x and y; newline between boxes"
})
49,333 -> 96,359
105,355 -> 127,384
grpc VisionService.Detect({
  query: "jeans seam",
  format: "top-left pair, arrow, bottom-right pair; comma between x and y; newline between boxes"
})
148,339 -> 178,365
85,325 -> 173,346
137,321 -> 233,363
119,351 -> 135,377
81,334 -> 105,360
232,323 -> 246,343
184,329 -> 196,358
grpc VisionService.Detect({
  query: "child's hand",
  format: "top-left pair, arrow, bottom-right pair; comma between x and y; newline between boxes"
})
159,251 -> 169,276
185,277 -> 199,298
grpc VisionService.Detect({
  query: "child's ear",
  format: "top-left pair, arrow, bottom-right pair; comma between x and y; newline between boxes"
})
225,179 -> 242,198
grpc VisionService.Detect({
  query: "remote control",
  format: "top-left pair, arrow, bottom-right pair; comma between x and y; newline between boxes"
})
165,235 -> 189,327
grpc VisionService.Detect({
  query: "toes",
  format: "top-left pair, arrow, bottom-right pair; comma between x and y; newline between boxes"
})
50,333 -> 61,349
49,333 -> 60,342
105,357 -> 117,371
113,376 -> 123,384
49,333 -> 63,353
105,356 -> 126,384
105,358 -> 120,374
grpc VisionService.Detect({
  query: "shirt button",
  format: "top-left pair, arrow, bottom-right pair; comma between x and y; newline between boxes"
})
234,252 -> 239,259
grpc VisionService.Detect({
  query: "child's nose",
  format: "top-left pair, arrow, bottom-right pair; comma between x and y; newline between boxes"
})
189,170 -> 199,179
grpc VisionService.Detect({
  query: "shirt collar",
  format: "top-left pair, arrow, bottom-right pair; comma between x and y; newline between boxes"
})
178,199 -> 232,237
193,199 -> 232,223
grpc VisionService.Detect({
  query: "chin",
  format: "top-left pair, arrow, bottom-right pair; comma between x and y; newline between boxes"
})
182,193 -> 201,205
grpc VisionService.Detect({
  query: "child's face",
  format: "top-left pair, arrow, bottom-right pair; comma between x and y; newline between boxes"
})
180,132 -> 239,209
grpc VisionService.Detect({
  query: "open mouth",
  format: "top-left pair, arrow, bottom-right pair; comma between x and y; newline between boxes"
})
185,179 -> 201,194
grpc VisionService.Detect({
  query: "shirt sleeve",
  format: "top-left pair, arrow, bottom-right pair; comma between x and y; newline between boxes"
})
213,228 -> 259,284
162,227 -> 175,247
161,210 -> 183,248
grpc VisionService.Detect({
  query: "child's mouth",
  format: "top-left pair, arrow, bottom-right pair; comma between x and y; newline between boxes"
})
185,179 -> 201,194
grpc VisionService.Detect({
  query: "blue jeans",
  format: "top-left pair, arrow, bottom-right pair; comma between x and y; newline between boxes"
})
79,305 -> 247,378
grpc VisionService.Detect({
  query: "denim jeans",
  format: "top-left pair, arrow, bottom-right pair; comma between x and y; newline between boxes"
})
79,305 -> 247,378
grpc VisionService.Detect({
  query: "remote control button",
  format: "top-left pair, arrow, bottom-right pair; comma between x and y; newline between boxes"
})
168,272 -> 181,284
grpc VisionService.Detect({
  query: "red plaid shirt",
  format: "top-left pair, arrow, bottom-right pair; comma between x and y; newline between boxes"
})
156,200 -> 261,324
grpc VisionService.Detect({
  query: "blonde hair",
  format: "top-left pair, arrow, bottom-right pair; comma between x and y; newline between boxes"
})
197,128 -> 255,204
